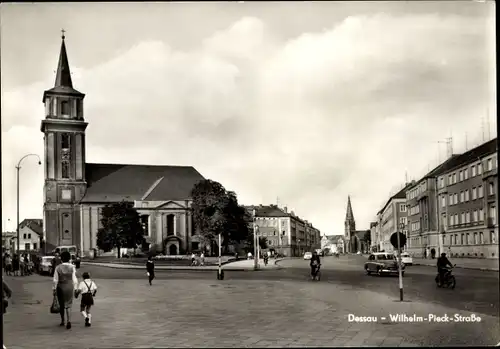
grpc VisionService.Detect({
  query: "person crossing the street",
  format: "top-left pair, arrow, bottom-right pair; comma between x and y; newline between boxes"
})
146,255 -> 155,286
75,272 -> 97,327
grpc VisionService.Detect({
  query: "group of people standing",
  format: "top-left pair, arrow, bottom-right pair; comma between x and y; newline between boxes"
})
2,253 -> 35,276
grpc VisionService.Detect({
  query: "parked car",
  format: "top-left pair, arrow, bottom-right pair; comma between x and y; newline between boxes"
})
38,256 -> 55,275
303,252 -> 312,260
364,252 -> 405,276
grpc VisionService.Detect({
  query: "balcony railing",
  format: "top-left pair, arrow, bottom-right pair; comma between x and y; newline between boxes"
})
482,167 -> 497,179
447,221 -> 483,229
487,218 -> 496,228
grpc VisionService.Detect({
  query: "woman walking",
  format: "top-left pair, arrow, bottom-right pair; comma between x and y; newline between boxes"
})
146,256 -> 155,286
52,251 -> 78,329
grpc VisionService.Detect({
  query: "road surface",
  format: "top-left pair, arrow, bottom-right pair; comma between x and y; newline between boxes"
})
3,255 -> 498,348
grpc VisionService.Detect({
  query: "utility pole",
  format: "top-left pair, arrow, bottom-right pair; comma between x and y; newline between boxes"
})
465,133 -> 468,151
253,209 -> 259,270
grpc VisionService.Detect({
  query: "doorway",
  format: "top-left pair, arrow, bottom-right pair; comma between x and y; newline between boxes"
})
169,244 -> 178,255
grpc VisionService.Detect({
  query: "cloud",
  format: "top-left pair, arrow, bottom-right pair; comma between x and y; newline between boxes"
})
1,11 -> 495,234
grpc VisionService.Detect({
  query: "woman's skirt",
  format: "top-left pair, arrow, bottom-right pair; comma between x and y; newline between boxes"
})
56,285 -> 74,309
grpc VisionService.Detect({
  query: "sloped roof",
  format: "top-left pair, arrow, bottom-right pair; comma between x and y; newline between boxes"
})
244,205 -> 290,218
82,163 -> 205,203
378,182 -> 413,214
424,138 -> 497,178
19,219 -> 43,236
325,235 -> 343,244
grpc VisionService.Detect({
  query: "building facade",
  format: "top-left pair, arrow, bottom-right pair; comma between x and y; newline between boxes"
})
406,176 -> 441,258
41,35 -> 206,257
436,139 -> 498,259
18,219 -> 43,252
378,185 -> 410,252
246,205 -> 321,257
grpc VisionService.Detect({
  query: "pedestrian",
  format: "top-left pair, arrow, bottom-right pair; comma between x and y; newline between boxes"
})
190,252 -> 196,266
4,254 -> 12,276
146,255 -> 155,285
200,252 -> 205,266
51,252 -> 61,277
75,272 -> 97,327
12,255 -> 19,277
247,252 -> 252,260
53,251 -> 78,329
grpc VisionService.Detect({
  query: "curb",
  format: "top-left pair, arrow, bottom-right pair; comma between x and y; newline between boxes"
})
412,262 -> 498,272
81,259 -> 284,272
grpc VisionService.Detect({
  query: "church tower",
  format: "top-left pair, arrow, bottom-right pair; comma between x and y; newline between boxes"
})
344,195 -> 356,252
41,32 -> 88,250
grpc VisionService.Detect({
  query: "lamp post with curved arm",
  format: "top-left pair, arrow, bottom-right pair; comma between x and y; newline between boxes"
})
16,154 -> 42,256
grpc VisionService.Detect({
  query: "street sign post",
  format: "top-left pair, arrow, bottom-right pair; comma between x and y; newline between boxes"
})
391,226 -> 407,301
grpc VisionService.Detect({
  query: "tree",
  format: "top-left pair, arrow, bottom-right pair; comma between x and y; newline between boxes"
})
191,180 -> 251,254
96,201 -> 145,258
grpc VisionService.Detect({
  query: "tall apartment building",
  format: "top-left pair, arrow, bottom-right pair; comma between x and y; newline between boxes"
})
378,185 -> 411,252
245,204 -> 321,257
436,138 -> 498,259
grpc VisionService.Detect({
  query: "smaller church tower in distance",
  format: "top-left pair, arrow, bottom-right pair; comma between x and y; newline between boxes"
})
344,195 -> 356,253
41,31 -> 88,250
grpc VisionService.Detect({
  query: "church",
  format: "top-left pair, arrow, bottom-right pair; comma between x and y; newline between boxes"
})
344,196 -> 370,253
41,34 -> 206,257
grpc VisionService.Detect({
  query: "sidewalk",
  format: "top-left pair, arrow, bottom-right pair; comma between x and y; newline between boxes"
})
412,257 -> 499,271
81,258 -> 282,271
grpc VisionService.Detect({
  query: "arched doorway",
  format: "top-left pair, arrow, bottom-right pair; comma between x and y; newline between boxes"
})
163,236 -> 182,255
169,244 -> 178,255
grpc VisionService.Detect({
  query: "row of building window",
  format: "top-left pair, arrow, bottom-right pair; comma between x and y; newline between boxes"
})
444,185 -> 486,206
446,206 -> 496,226
445,231 -> 496,246
408,204 -> 420,216
410,221 -> 421,232
407,183 -> 427,200
439,157 -> 497,188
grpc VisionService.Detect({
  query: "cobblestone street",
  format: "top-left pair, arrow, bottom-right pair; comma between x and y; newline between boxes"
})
3,272 -> 499,348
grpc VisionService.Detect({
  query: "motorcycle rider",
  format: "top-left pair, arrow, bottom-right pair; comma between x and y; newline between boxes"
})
437,252 -> 453,285
310,251 -> 321,278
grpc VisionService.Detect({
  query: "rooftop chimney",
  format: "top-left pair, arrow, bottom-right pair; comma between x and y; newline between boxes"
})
283,206 -> 288,213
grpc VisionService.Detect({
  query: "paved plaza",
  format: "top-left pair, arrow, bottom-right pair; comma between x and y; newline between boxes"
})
3,257 -> 499,348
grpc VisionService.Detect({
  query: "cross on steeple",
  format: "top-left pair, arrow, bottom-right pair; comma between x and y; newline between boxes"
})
61,29 -> 66,40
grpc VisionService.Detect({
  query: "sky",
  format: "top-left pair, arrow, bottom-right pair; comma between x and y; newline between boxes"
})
1,2 -> 496,235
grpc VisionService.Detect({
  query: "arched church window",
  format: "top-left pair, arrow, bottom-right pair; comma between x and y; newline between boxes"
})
61,101 -> 70,115
61,134 -> 70,150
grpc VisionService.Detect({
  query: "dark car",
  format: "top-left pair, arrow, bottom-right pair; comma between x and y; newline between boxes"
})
364,252 -> 405,276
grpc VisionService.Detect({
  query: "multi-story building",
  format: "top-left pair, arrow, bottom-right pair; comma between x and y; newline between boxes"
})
436,138 -> 498,259
378,185 -> 411,252
245,204 -> 321,257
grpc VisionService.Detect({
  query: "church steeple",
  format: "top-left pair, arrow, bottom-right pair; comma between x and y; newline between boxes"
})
345,195 -> 354,222
54,30 -> 73,88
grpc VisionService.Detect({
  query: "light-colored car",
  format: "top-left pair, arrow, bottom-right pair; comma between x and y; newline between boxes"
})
303,252 -> 312,260
364,252 -> 405,276
39,256 -> 55,275
400,252 -> 413,266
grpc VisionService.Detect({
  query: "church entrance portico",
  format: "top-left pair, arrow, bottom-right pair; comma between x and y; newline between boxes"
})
163,236 -> 182,255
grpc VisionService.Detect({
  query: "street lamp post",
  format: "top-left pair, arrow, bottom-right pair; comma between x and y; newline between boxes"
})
16,154 -> 42,256
253,209 -> 259,270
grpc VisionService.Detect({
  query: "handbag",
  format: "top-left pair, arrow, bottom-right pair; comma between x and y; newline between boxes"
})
50,294 -> 60,314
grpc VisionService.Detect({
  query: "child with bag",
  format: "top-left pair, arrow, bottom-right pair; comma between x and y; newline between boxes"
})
74,272 -> 97,327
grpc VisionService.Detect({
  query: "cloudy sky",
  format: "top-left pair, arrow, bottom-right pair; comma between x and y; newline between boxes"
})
1,2 -> 496,235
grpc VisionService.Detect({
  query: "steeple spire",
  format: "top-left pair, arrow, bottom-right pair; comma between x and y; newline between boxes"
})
345,195 -> 354,222
54,29 -> 73,88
